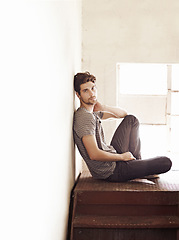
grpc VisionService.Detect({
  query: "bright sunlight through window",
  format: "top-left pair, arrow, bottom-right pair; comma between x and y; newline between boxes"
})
119,63 -> 167,95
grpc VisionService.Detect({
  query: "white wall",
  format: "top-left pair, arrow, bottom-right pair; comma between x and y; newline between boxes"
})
0,1 -> 81,240
82,0 -> 179,142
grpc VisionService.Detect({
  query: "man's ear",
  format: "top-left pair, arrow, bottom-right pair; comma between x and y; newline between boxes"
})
76,92 -> 80,99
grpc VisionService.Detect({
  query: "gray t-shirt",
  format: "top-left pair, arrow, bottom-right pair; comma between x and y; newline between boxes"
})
73,107 -> 116,179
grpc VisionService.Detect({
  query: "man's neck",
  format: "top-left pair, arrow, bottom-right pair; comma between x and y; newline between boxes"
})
80,102 -> 94,113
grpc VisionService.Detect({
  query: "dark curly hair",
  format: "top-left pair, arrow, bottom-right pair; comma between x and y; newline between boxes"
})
74,71 -> 96,95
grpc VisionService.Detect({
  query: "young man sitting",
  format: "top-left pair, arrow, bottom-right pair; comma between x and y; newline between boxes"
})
73,72 -> 172,182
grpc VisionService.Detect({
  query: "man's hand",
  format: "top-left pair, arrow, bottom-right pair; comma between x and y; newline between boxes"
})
120,152 -> 136,161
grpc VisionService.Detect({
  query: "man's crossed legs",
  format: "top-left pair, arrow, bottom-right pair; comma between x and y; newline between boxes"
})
107,115 -> 172,182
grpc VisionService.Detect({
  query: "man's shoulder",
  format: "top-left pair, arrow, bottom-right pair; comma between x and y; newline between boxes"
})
74,108 -> 94,120
73,108 -> 96,130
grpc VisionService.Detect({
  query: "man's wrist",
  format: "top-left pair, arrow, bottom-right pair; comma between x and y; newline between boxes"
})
116,153 -> 122,161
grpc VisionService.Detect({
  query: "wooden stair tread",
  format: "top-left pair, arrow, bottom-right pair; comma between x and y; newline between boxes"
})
76,191 -> 178,205
75,170 -> 179,192
73,215 -> 179,229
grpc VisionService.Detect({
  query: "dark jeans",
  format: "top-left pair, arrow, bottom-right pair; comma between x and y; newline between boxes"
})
106,115 -> 172,182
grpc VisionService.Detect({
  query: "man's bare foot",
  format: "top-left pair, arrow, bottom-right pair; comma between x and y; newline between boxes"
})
143,174 -> 159,179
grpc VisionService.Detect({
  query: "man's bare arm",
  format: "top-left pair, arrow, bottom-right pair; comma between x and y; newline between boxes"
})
93,101 -> 127,119
82,135 -> 135,162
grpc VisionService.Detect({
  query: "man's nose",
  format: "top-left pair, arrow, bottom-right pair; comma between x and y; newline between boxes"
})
89,90 -> 94,96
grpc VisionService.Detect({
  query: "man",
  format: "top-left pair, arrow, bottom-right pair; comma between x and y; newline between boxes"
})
73,71 -> 172,182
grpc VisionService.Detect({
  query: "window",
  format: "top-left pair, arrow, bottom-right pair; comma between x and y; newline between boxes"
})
117,63 -> 179,169
119,63 -> 167,95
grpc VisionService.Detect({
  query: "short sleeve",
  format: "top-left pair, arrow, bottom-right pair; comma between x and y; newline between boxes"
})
74,110 -> 96,139
94,111 -> 103,119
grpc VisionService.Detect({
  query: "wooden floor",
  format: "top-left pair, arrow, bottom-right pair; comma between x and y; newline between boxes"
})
70,170 -> 179,240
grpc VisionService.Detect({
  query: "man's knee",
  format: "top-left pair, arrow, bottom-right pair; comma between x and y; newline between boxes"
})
156,156 -> 172,172
163,157 -> 172,171
124,114 -> 140,126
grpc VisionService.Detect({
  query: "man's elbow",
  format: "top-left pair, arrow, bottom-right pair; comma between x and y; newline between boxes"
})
116,109 -> 127,118
120,109 -> 127,118
88,150 -> 100,161
89,153 -> 97,161
118,111 -> 127,118
123,111 -> 128,117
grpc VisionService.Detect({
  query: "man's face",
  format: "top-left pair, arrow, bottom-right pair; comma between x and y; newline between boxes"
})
77,81 -> 97,105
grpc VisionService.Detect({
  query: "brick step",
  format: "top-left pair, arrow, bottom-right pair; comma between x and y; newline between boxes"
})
73,215 -> 179,229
